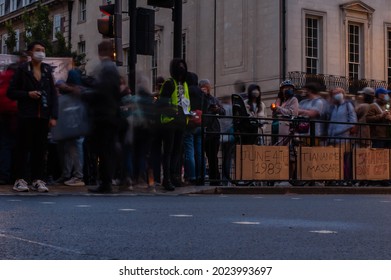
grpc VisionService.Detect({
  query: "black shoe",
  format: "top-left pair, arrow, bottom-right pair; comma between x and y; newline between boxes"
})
88,186 -> 113,193
171,177 -> 183,188
162,179 -> 175,191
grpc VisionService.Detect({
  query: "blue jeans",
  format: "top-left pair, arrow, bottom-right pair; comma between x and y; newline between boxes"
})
59,137 -> 84,179
183,126 -> 203,181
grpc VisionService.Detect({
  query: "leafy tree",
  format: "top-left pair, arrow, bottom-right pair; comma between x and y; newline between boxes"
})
54,32 -> 72,57
5,21 -> 17,54
22,1 -> 53,55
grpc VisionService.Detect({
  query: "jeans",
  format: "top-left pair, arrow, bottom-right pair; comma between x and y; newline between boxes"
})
59,137 -> 84,179
183,126 -> 203,181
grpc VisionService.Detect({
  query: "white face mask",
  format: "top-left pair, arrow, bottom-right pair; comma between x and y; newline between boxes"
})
333,93 -> 344,103
384,95 -> 390,102
33,51 -> 46,62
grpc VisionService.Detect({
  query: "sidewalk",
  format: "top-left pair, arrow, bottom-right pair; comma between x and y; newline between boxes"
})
1,184 -> 391,195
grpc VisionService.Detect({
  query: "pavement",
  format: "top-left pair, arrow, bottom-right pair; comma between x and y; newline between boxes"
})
1,182 -> 391,195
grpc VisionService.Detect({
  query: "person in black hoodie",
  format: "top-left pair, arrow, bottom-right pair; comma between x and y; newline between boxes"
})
7,41 -> 58,192
158,58 -> 191,191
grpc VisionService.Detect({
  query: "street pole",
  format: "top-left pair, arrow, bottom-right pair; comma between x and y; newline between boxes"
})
128,0 -> 137,91
173,0 -> 182,58
115,0 -> 123,66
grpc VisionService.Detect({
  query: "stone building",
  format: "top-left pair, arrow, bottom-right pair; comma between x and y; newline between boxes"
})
0,0 -> 390,102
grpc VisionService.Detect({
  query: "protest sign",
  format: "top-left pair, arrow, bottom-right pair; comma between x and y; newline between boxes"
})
354,148 -> 390,180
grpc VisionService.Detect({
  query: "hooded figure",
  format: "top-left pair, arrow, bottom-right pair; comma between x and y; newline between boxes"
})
157,58 -> 191,191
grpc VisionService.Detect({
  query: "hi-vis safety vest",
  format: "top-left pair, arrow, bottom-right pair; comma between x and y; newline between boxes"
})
160,79 -> 190,124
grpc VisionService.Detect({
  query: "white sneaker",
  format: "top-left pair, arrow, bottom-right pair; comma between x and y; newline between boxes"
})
31,180 -> 49,192
64,177 -> 85,187
13,179 -> 29,192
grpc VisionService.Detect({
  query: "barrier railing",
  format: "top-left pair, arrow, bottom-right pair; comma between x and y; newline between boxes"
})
201,114 -> 391,186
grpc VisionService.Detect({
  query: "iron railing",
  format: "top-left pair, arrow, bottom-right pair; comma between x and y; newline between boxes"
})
288,71 -> 391,93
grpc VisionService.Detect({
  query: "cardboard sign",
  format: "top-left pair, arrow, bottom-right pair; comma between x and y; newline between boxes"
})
235,145 -> 289,180
298,146 -> 343,180
354,148 -> 390,180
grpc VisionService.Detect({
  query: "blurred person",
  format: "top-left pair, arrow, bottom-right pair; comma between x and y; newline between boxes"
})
200,79 -> 225,185
219,94 -> 234,185
157,58 -> 191,191
327,88 -> 357,145
84,40 -> 122,193
298,82 -> 328,145
150,76 -> 165,186
233,79 -> 247,99
0,53 -> 27,185
271,80 -> 299,145
7,41 -> 58,192
366,88 -> 391,149
355,87 -> 375,148
54,62 -> 85,187
244,84 -> 267,145
183,72 -> 203,185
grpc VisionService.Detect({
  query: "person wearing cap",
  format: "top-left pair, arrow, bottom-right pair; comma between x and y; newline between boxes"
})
366,87 -> 391,148
355,87 -> 375,148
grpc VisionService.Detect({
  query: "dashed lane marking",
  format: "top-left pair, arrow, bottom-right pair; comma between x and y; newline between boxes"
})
118,209 -> 136,211
76,205 -> 91,208
170,214 -> 193,218
40,202 -> 55,204
232,221 -> 261,225
309,230 -> 338,234
7,200 -> 22,202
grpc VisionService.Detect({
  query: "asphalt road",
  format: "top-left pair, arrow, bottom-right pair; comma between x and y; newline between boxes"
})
1,194 -> 391,260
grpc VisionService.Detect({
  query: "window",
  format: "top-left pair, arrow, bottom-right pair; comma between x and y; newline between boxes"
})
151,40 -> 158,91
348,23 -> 361,79
0,0 -> 5,16
388,29 -> 391,84
78,41 -> 86,55
181,32 -> 186,61
23,0 -> 35,6
53,14 -> 61,40
2,34 -> 7,54
10,0 -> 18,12
79,0 -> 86,22
305,17 -> 319,74
15,29 -> 19,51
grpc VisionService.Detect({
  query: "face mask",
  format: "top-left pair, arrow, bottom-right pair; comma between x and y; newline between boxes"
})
333,93 -> 344,103
384,95 -> 390,102
284,89 -> 294,98
251,91 -> 260,98
33,51 -> 46,62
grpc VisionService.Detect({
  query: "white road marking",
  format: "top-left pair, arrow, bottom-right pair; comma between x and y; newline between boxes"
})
40,202 -> 55,205
170,214 -> 193,218
310,230 -> 338,234
232,221 -> 260,225
253,196 -> 264,199
334,199 -> 344,201
76,205 -> 91,208
0,232 -> 83,255
118,209 -> 136,212
291,198 -> 301,200
8,200 -> 22,202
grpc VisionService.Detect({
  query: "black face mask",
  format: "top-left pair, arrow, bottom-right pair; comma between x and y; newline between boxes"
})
284,89 -> 294,99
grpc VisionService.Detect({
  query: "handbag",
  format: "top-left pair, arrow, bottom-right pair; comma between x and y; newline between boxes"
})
52,94 -> 90,141
188,109 -> 202,127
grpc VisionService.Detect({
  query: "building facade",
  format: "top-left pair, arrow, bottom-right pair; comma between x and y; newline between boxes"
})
1,0 -> 391,102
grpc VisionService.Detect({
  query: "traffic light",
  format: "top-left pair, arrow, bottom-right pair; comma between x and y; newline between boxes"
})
136,8 -> 155,55
97,4 -> 115,38
147,0 -> 174,8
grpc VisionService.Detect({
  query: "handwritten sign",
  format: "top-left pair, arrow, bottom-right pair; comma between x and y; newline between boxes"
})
235,145 -> 289,180
298,147 -> 343,180
354,148 -> 390,180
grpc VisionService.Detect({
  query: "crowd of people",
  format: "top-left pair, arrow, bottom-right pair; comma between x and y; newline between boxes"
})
1,40 -> 391,192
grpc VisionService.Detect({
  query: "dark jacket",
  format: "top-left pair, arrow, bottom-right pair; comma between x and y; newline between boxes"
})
7,62 -> 58,119
83,59 -> 121,126
202,93 -> 225,133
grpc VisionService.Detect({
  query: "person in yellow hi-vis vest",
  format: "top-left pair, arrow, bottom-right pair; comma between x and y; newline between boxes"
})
157,58 -> 191,191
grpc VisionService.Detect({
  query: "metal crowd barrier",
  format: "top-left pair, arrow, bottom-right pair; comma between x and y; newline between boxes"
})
201,114 -> 391,187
